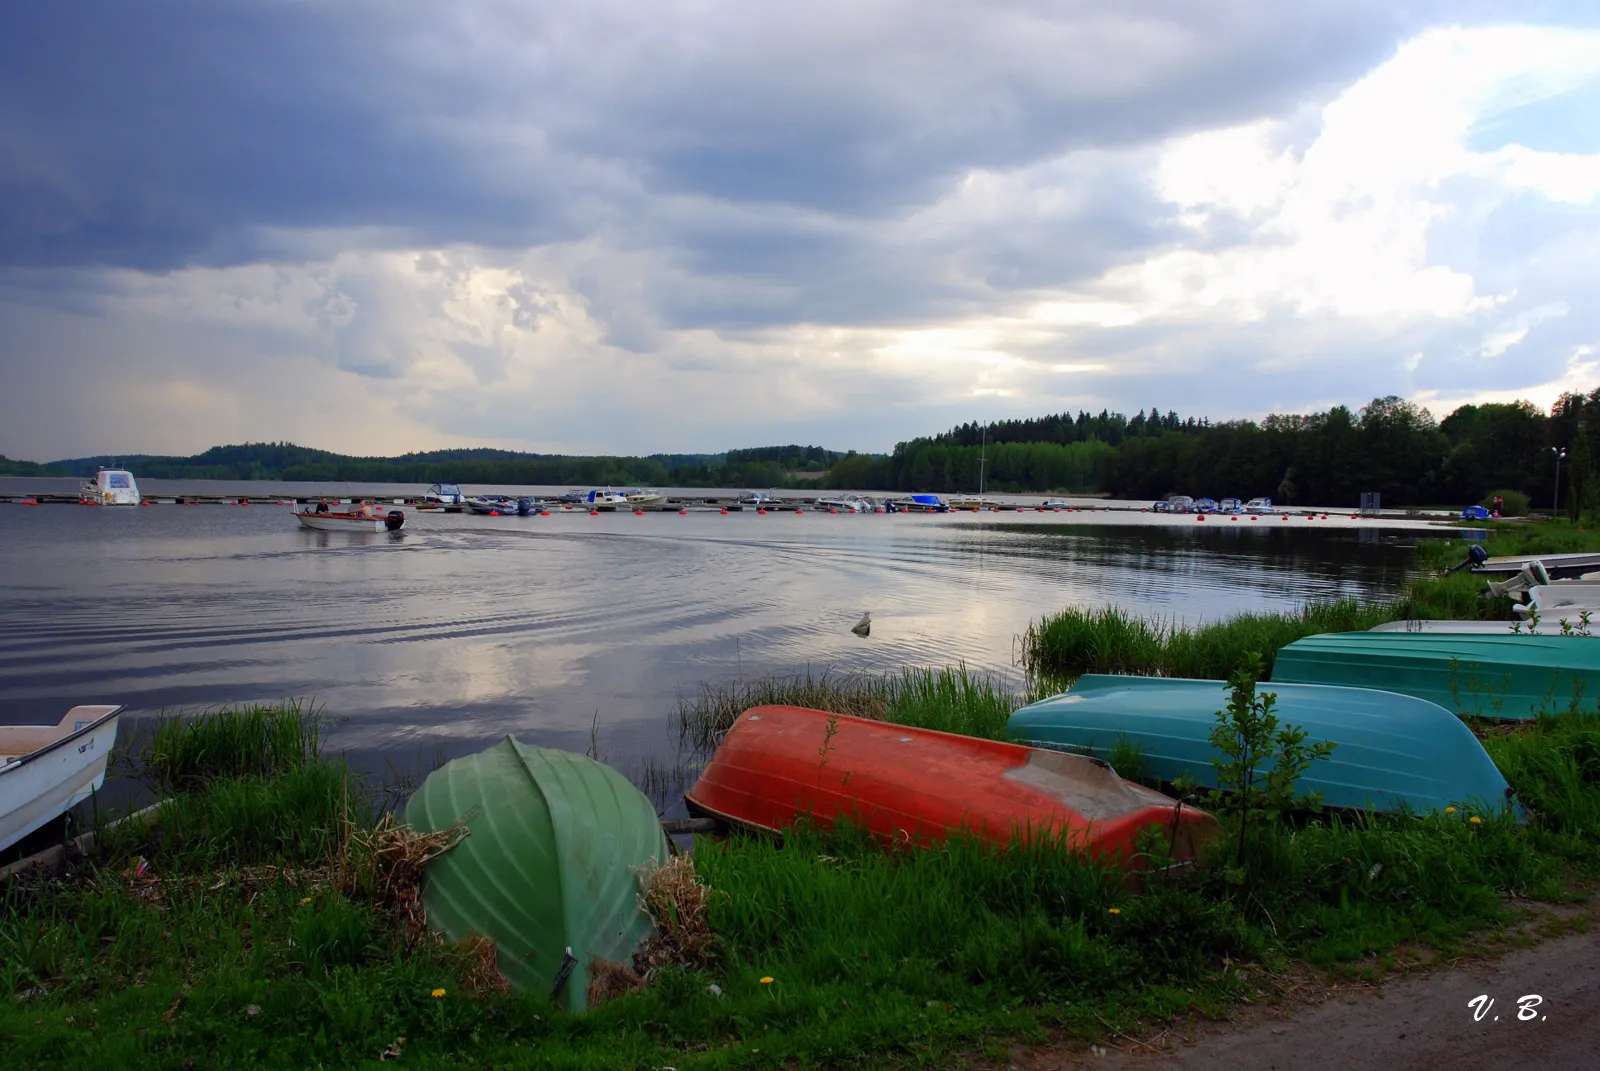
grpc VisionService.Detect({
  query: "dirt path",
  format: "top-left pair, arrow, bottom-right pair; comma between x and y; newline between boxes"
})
1008,929 -> 1600,1071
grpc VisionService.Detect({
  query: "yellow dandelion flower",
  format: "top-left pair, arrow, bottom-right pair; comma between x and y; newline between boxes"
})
1445,807 -> 1457,814
1469,816 -> 1482,825
759,977 -> 774,985
1108,908 -> 1121,915
300,897 -> 312,904
431,988 -> 447,999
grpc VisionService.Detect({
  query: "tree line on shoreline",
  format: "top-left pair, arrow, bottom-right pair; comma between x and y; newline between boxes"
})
7,389 -> 1599,509
826,392 -> 1600,511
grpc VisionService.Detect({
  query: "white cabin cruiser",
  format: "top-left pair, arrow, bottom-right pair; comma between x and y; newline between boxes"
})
423,482 -> 466,510
586,489 -> 629,511
294,501 -> 406,532
625,489 -> 668,508
79,467 -> 141,506
1,705 -> 122,853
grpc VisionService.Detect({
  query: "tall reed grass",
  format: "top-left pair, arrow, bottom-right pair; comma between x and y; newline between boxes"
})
132,701 -> 322,793
1019,599 -> 1399,682
676,665 -> 1024,752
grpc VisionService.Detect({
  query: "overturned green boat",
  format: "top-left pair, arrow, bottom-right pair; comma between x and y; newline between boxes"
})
406,738 -> 669,1011
1270,632 -> 1600,720
1006,675 -> 1516,815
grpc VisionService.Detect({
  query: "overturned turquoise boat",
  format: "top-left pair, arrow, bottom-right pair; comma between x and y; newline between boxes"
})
1006,675 -> 1516,815
1271,632 -> 1600,720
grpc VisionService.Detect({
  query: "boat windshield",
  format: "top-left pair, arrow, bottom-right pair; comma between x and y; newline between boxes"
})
107,473 -> 131,488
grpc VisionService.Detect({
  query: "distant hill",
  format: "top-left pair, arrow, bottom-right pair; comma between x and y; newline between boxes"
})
33,441 -> 864,490
0,454 -> 72,477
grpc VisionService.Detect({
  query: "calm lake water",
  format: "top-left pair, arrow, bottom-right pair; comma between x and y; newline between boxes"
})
0,500 -> 1430,811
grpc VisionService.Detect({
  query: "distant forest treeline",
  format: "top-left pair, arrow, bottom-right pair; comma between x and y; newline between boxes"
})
2,443 -> 850,491
7,390 -> 1599,509
825,392 -> 1598,511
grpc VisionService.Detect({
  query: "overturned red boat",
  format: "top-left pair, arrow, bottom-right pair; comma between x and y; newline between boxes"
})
686,706 -> 1219,868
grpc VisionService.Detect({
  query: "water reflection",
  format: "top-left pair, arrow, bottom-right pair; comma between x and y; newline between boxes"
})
0,506 -> 1425,779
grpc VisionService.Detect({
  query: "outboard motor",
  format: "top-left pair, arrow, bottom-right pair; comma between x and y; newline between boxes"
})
384,510 -> 406,531
1446,544 -> 1490,574
1487,560 -> 1551,601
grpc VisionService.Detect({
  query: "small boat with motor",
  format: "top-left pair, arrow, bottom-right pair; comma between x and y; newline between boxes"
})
294,501 -> 405,532
1244,497 -> 1275,514
78,467 -> 141,506
686,705 -> 1219,867
467,494 -> 519,515
557,490 -> 587,505
2,705 -> 123,853
1473,550 -> 1600,580
1217,497 -> 1243,514
736,490 -> 776,508
1008,677 -> 1515,815
1041,498 -> 1074,509
625,489 -> 668,508
947,495 -> 1001,511
1270,632 -> 1600,720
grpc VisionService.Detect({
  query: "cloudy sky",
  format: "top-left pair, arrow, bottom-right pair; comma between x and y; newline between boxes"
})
2,1 -> 1598,460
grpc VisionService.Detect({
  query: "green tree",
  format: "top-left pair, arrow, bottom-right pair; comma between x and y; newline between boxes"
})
1207,655 -> 1336,878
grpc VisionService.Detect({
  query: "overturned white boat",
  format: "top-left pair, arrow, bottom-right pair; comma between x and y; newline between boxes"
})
1,705 -> 122,853
78,467 -> 141,506
294,501 -> 406,532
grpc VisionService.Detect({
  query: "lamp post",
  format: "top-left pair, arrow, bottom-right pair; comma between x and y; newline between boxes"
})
1554,446 -> 1567,516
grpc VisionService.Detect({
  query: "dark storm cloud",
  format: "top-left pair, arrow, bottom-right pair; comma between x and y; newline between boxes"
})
0,0 -> 1467,277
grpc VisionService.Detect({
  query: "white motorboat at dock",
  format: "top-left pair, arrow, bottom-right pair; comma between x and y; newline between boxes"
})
78,467 -> 141,506
1,705 -> 122,853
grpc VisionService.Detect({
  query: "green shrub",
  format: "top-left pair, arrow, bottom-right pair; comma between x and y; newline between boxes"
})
1480,489 -> 1531,517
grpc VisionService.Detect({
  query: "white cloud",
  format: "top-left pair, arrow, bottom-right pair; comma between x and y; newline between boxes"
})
4,19 -> 1600,459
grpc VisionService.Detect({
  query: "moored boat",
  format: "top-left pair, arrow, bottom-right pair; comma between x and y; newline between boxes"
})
585,489 -> 629,511
1,705 -> 122,853
406,738 -> 668,1011
736,490 -> 775,508
78,467 -> 140,506
1007,677 -> 1515,815
947,495 -> 1001,511
815,494 -> 872,512
887,493 -> 949,513
294,501 -> 405,532
423,482 -> 466,510
1475,551 -> 1600,576
1370,619 -> 1577,636
685,705 -> 1219,867
625,489 -> 667,508
1270,632 -> 1600,720
466,494 -> 520,515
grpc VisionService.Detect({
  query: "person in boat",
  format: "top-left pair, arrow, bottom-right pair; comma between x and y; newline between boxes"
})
315,500 -> 330,514
358,501 -> 375,518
